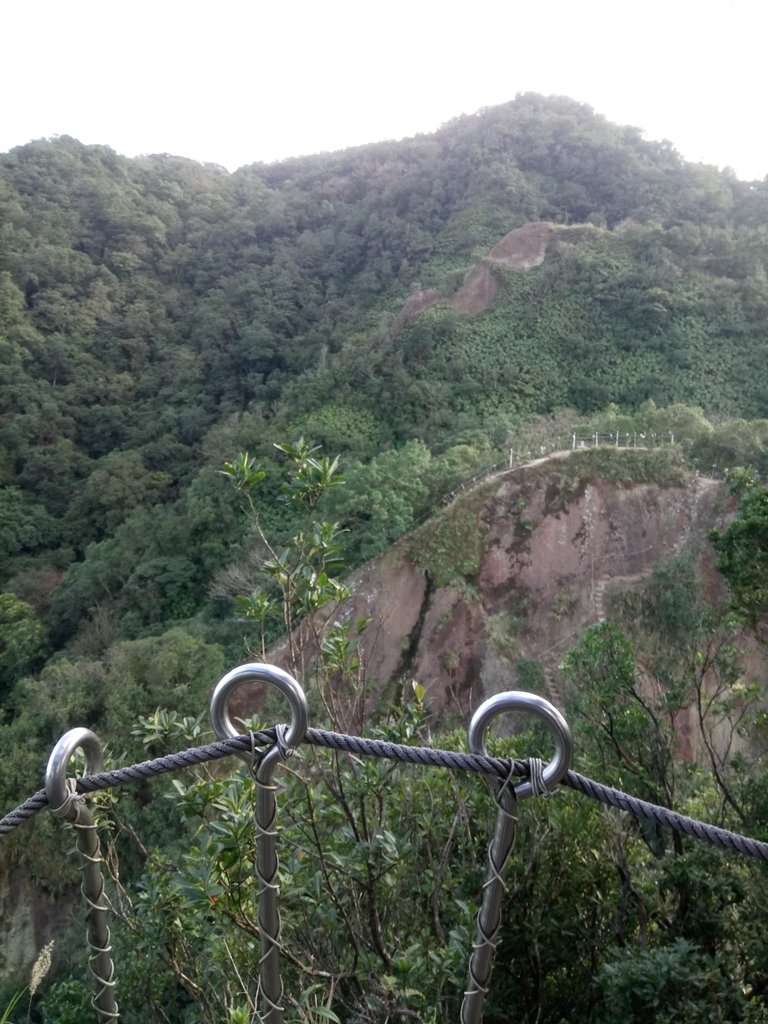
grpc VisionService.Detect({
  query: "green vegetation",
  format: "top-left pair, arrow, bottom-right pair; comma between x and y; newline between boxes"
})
1,438 -> 765,1022
66,551 -> 768,1023
533,446 -> 690,488
405,490 -> 487,587
2,93 -> 768,1020
711,470 -> 768,632
2,96 -> 768,663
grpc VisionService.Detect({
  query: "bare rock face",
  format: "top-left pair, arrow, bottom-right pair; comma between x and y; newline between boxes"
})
311,452 -> 768,732
451,263 -> 499,314
262,449 -> 766,765
338,547 -> 429,687
451,221 -> 555,314
488,221 -> 555,268
418,470 -> 725,714
411,586 -> 487,712
0,849 -> 73,988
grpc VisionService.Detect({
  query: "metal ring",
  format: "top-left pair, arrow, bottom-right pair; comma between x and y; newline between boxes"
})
45,728 -> 104,811
468,691 -> 573,800
209,663 -> 308,760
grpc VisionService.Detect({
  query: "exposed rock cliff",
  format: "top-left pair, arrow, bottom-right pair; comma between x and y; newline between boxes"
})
310,449 -> 765,727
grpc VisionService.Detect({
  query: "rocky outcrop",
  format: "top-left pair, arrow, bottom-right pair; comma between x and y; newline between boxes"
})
294,452 -> 765,725
488,221 -> 555,268
0,849 -> 74,986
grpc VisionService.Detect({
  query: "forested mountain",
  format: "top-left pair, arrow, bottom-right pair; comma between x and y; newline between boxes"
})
3,93 -> 768,662
3,94 -> 768,1020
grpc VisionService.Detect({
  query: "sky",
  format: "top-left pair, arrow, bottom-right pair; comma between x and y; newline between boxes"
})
2,0 -> 767,180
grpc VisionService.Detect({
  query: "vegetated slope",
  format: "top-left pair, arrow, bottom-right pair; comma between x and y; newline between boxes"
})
2,93 -> 768,679
4,97 -> 768,1012
4,451 -> 767,1024
296,216 -> 768,447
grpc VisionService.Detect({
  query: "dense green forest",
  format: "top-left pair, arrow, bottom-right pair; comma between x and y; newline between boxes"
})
3,93 -> 768,1021
3,93 -> 768,665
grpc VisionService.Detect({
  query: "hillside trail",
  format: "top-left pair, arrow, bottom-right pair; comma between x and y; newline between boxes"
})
541,565 -> 656,710
442,444 -> 661,516
471,446 -> 648,710
509,443 -> 652,474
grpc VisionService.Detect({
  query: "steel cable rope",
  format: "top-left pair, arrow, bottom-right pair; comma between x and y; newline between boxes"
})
3,727 -> 768,861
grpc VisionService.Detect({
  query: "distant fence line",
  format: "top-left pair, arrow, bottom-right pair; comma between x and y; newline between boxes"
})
510,430 -> 677,463
437,431 -> 678,513
406,432 -> 756,542
568,430 -> 676,450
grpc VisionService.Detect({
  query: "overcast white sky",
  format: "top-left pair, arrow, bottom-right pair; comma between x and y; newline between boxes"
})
2,0 -> 767,179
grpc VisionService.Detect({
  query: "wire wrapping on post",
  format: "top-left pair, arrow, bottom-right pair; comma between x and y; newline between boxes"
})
250,738 -> 295,1021
461,693 -> 573,1024
210,665 -> 308,1024
461,766 -> 518,1024
46,730 -> 119,1023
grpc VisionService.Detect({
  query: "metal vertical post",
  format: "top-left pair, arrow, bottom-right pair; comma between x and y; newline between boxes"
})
210,664 -> 308,1024
460,692 -> 573,1024
46,729 -> 119,1022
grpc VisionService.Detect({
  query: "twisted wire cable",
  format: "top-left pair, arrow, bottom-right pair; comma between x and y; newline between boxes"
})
560,769 -> 768,858
3,728 -> 768,861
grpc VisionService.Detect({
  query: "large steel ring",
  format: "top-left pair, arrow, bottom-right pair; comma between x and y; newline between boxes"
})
468,691 -> 573,800
209,663 -> 308,759
45,728 -> 104,813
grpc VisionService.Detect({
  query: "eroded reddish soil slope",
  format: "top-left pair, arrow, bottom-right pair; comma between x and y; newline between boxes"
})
488,220 -> 555,268
397,220 -> 558,322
